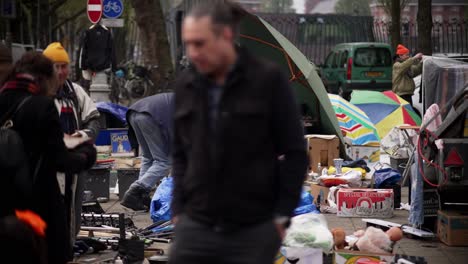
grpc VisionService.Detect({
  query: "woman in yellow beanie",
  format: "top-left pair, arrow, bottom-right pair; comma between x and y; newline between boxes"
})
392,44 -> 423,107
43,42 -> 101,258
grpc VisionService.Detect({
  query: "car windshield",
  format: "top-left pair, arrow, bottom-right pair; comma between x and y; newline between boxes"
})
354,48 -> 391,67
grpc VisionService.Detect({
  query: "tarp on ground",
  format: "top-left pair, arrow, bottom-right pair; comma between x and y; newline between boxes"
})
96,102 -> 128,126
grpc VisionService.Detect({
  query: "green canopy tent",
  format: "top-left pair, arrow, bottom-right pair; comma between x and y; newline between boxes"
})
239,14 -> 345,149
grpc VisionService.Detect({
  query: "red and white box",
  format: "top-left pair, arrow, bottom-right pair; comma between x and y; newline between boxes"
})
337,189 -> 394,218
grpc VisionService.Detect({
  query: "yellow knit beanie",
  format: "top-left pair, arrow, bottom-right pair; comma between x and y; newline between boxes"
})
43,42 -> 70,64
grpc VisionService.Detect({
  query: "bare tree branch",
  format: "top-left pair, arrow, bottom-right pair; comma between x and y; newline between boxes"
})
48,0 -> 69,16
52,7 -> 86,31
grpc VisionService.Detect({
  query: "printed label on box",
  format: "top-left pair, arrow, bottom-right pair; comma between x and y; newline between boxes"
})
111,131 -> 134,157
337,189 -> 393,218
334,250 -> 394,264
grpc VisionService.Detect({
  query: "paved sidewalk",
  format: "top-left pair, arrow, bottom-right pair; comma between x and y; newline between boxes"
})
99,187 -> 468,264
323,187 -> 468,264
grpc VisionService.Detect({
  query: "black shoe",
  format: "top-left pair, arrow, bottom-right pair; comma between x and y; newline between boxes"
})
121,185 -> 150,211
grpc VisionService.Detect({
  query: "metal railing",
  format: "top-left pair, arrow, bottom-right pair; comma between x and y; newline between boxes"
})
163,7 -> 468,66
259,14 -> 375,65
373,19 -> 468,55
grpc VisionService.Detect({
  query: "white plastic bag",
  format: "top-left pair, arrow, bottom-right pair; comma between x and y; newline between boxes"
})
283,213 -> 333,252
381,126 -> 416,158
317,170 -> 362,187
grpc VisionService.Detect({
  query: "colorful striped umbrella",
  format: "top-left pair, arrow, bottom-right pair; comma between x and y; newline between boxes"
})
351,90 -> 422,138
328,94 -> 380,146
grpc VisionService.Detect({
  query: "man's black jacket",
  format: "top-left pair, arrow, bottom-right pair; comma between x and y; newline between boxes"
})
171,48 -> 308,229
80,25 -> 116,72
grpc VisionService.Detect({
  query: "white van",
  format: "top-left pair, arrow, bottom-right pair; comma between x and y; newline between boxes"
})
11,43 -> 35,63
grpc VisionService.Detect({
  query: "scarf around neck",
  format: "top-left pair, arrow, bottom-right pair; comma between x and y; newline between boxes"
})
55,80 -> 79,134
0,74 -> 41,95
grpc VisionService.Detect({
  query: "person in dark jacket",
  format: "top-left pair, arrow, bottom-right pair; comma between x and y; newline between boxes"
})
0,52 -> 97,264
120,92 -> 174,211
79,24 -> 116,73
169,2 -> 308,264
0,213 -> 47,264
0,43 -> 12,84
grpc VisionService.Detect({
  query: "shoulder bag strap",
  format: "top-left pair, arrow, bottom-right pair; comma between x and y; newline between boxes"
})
0,96 -> 32,126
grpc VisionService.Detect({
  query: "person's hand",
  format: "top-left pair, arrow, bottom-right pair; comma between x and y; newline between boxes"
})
115,69 -> 125,78
275,223 -> 286,240
64,133 -> 90,149
71,132 -> 83,137
171,216 -> 179,225
74,142 -> 97,169
413,53 -> 423,60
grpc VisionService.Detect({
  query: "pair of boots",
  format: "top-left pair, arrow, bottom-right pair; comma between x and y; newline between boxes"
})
120,185 -> 151,211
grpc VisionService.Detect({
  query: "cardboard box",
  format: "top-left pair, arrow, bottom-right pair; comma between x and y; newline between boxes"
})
310,183 -> 330,206
306,134 -> 340,172
437,210 -> 468,246
337,189 -> 393,218
346,145 -> 380,163
275,247 -> 322,264
334,250 -> 394,264
114,157 -> 142,169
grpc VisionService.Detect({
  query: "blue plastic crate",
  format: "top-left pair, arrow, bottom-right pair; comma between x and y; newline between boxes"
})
96,128 -> 128,146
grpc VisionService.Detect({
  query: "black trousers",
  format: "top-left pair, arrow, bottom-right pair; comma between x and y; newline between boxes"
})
168,214 -> 282,264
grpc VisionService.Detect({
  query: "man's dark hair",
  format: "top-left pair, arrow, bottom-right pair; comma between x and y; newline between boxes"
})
14,51 -> 54,80
5,51 -> 55,95
187,0 -> 246,37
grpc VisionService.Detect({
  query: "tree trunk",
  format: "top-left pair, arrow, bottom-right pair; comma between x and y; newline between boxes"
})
390,0 -> 401,51
417,0 -> 432,55
131,0 -> 174,94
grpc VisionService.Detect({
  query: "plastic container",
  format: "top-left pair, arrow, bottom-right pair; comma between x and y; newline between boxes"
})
390,156 -> 409,172
117,168 -> 140,200
84,168 -> 110,199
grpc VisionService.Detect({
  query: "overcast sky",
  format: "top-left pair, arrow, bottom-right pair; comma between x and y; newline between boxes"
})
293,0 -> 305,13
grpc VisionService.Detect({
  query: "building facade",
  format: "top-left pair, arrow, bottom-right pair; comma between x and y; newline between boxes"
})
305,0 -> 338,14
370,0 -> 467,23
236,0 -> 263,12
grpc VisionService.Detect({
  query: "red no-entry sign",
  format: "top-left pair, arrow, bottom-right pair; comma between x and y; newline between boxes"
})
87,0 -> 103,24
